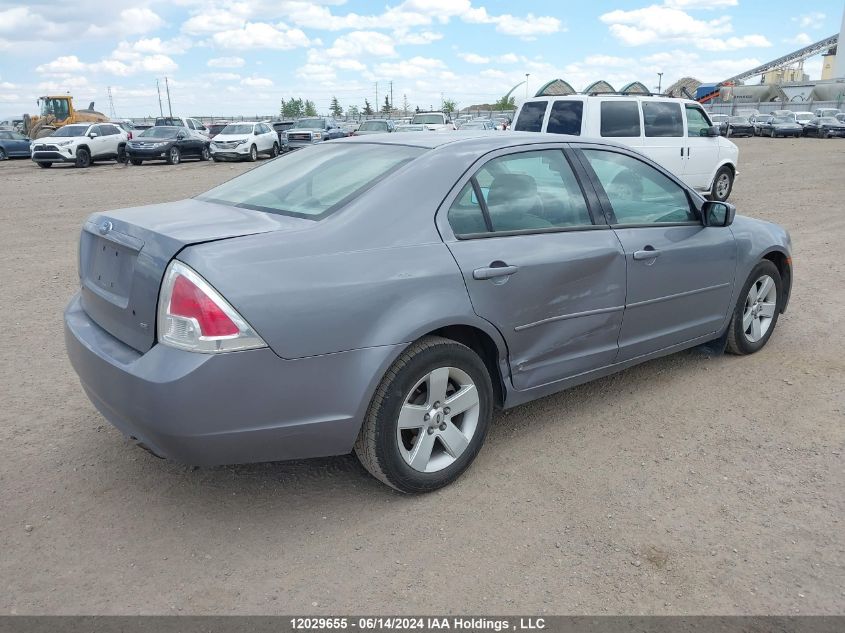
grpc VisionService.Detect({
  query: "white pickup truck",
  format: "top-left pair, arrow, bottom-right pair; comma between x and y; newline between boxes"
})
410,112 -> 456,131
155,116 -> 210,140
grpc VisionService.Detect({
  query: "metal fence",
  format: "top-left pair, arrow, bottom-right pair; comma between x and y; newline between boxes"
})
127,110 -> 518,126
704,99 -> 844,116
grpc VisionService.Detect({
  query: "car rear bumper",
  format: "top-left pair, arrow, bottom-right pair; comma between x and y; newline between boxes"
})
64,292 -> 402,466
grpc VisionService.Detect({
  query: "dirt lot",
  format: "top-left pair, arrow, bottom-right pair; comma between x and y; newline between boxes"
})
1,139 -> 843,615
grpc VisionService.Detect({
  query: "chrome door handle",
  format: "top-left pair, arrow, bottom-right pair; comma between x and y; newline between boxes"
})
473,264 -> 519,280
633,248 -> 660,261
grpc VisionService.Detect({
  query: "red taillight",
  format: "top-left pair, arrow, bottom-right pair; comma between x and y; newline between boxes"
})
169,274 -> 239,337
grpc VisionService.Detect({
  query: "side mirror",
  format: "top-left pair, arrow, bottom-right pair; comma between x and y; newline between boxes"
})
700,126 -> 719,137
88,132 -> 98,138
702,200 -> 735,227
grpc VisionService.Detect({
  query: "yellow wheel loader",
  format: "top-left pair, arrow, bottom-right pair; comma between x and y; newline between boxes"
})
23,96 -> 108,139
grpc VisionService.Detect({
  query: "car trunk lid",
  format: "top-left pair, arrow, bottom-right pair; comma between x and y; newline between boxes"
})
79,198 -> 311,353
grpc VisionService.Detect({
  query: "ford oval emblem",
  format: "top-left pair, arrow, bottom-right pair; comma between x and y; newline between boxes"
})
98,220 -> 113,235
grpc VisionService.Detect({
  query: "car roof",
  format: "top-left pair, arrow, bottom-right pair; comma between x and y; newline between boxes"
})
523,94 -> 699,106
331,130 -> 630,152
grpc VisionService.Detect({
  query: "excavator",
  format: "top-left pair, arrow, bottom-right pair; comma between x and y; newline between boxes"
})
23,96 -> 108,139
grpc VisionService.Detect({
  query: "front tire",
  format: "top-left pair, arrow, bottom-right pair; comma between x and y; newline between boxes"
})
166,146 -> 181,165
38,162 -> 52,168
354,336 -> 493,493
200,145 -> 210,161
270,142 -> 279,157
710,166 -> 733,202
247,144 -> 257,162
75,148 -> 91,168
117,145 -> 127,163
0,148 -> 7,160
726,260 -> 782,355
130,158 -> 143,166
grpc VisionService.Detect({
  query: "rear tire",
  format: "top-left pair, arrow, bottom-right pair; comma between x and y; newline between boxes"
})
75,148 -> 91,168
116,145 -> 127,163
247,144 -> 257,162
200,145 -> 210,161
354,336 -> 493,493
726,260 -> 782,356
38,162 -> 52,168
130,158 -> 143,166
270,142 -> 279,157
0,148 -> 7,160
710,166 -> 733,202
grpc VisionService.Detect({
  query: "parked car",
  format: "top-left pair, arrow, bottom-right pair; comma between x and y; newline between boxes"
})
513,95 -> 738,201
801,116 -> 845,138
395,124 -> 426,133
0,130 -> 32,159
111,120 -> 138,140
410,112 -> 456,131
835,113 -> 845,124
210,122 -> 279,162
64,133 -> 792,493
709,114 -> 729,126
206,123 -> 230,138
460,121 -> 494,130
30,123 -> 127,168
155,116 -> 210,139
353,119 -> 395,135
750,114 -> 773,135
283,117 -> 345,150
793,111 -> 815,127
758,116 -> 803,138
813,108 -> 841,118
769,110 -> 795,120
126,126 -> 210,165
720,116 -> 754,138
340,122 -> 359,137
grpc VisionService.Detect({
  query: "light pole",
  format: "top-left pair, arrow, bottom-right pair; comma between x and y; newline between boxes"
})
657,72 -> 663,94
525,73 -> 530,101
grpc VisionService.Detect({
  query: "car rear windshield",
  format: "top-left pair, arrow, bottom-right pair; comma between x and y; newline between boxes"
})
221,124 -> 254,135
139,126 -> 183,138
514,101 -> 548,132
197,144 -> 424,220
360,121 -> 389,131
411,114 -> 445,124
51,125 -> 89,137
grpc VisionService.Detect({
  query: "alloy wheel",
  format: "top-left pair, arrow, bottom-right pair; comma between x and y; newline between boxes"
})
396,366 -> 481,473
715,173 -> 731,200
170,148 -> 180,164
742,274 -> 777,343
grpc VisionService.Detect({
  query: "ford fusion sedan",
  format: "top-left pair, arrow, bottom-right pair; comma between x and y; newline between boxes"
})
127,126 -> 210,165
759,116 -> 803,138
65,132 -> 792,493
801,116 -> 845,138
210,122 -> 279,162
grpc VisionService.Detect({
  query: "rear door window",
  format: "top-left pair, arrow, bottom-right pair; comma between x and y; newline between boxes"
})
514,101 -> 549,133
600,101 -> 641,137
546,100 -> 583,135
642,102 -> 683,137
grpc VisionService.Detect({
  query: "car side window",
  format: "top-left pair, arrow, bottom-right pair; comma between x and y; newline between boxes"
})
546,100 -> 583,135
582,149 -> 696,225
186,119 -> 196,130
89,125 -> 101,136
0,132 -> 9,139
600,101 -> 640,137
685,105 -> 711,137
514,101 -> 548,133
642,102 -> 683,137
447,149 -> 592,236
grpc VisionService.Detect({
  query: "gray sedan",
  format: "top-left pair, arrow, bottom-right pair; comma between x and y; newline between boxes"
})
64,132 -> 793,493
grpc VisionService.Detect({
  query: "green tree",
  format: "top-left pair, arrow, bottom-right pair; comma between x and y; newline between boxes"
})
282,97 -> 303,118
279,98 -> 286,116
493,95 -> 516,111
347,105 -> 360,119
304,100 -> 318,117
363,99 -> 373,115
381,95 -> 391,115
329,96 -> 343,117
441,98 -> 457,116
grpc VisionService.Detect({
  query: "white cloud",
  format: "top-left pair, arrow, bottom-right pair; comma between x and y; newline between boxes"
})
394,30 -> 443,45
459,53 -> 490,64
664,0 -> 737,8
785,32 -> 814,46
36,51 -> 178,78
372,56 -> 446,79
325,31 -> 397,58
203,72 -> 242,81
36,55 -> 88,75
600,5 -> 770,51
208,56 -> 246,68
793,12 -> 826,30
494,14 -> 563,39
118,8 -> 165,34
211,22 -> 311,50
241,76 -> 273,87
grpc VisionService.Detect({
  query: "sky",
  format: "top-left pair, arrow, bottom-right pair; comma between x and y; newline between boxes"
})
0,0 -> 843,119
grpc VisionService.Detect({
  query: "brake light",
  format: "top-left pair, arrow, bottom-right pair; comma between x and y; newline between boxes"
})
157,261 -> 266,353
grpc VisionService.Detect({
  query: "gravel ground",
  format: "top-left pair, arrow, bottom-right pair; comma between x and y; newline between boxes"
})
0,139 -> 843,615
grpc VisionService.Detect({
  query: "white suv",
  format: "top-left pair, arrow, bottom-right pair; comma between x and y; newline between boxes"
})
30,122 -> 128,168
513,95 -> 739,201
410,112 -> 456,131
210,122 -> 279,162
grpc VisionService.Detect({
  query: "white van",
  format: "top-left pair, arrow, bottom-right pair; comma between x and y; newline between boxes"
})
512,95 -> 739,201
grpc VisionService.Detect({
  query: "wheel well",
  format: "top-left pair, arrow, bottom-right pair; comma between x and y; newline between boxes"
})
76,144 -> 90,154
427,325 -> 505,407
763,251 -> 791,313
